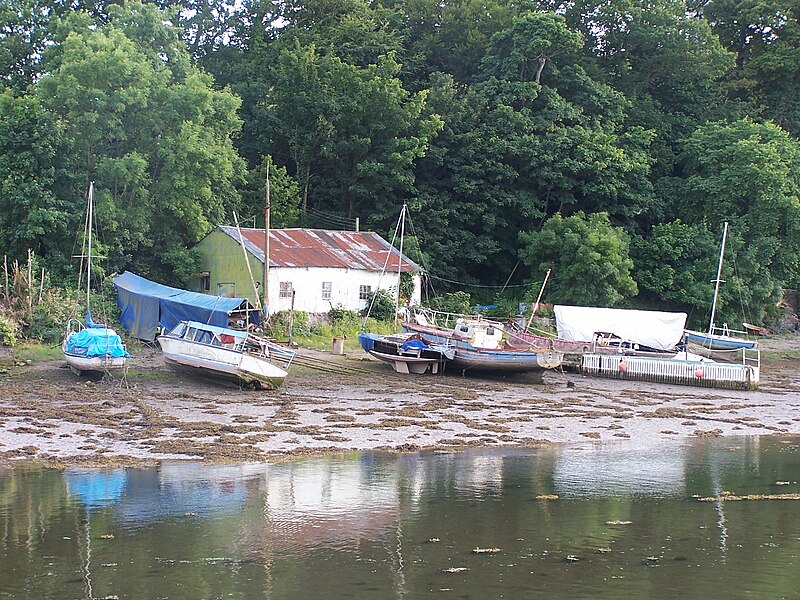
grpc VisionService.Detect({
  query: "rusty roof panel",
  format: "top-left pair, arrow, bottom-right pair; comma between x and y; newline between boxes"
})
219,227 -> 420,272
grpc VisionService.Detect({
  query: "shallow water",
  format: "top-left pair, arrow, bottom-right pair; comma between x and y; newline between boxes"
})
2,436 -> 800,599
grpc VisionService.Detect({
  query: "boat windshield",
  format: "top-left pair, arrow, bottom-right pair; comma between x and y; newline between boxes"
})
194,329 -> 213,345
168,322 -> 188,338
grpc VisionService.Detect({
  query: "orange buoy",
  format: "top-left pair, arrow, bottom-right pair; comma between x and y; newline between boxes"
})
694,368 -> 704,378
618,360 -> 628,373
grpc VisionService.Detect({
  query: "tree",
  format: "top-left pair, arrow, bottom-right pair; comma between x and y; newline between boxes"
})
560,0 -> 734,186
519,212 -> 638,306
34,1 -> 246,283
276,0 -> 403,67
676,118 -> 800,320
266,44 -> 442,221
0,90 -> 77,279
481,12 -> 583,84
630,220 -> 718,318
704,0 -> 800,134
0,0 -> 73,91
239,157 -> 302,229
412,11 -> 653,287
378,0 -> 515,86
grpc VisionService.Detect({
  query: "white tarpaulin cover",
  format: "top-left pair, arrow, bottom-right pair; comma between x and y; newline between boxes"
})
554,305 -> 687,351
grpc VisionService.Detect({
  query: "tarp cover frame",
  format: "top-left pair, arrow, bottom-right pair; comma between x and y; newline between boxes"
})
113,271 -> 258,341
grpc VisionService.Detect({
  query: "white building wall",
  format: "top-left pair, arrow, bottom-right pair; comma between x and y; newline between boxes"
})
266,267 -> 421,314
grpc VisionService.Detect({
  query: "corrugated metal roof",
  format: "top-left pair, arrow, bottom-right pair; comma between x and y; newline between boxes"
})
217,227 -> 421,273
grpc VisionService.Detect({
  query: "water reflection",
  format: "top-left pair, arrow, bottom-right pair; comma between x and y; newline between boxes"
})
1,436 -> 799,599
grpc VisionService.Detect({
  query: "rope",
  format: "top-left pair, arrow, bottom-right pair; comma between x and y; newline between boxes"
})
289,353 -> 375,375
425,273 -> 531,289
728,241 -> 755,326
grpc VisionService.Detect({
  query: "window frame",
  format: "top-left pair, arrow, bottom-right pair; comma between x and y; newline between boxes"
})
279,281 -> 294,298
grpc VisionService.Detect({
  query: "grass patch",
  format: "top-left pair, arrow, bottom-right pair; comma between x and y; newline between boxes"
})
287,318 -> 398,352
14,343 -> 63,363
760,348 -> 800,363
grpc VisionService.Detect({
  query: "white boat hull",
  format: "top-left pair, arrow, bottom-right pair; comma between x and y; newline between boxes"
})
63,352 -> 127,375
158,335 -> 288,389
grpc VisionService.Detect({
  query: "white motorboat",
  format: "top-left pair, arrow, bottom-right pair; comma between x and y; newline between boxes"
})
157,320 -> 295,389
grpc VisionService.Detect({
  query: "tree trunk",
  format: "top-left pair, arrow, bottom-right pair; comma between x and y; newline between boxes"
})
535,54 -> 547,84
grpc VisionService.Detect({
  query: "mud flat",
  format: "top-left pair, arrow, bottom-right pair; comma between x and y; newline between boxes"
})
0,336 -> 798,466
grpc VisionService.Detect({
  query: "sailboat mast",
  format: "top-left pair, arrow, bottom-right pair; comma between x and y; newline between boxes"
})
86,182 -> 93,312
708,221 -> 729,335
526,268 -> 551,331
394,204 -> 407,330
264,158 -> 270,320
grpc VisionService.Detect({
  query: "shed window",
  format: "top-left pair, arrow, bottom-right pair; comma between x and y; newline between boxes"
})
279,281 -> 293,298
217,282 -> 235,298
321,281 -> 332,301
359,285 -> 371,300
199,271 -> 210,291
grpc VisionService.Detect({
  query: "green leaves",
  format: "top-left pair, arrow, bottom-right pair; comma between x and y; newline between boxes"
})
32,1 -> 245,283
482,12 -> 583,84
0,90 -> 76,279
266,43 -> 441,220
0,0 -> 798,327
675,118 -> 800,318
519,212 -> 637,307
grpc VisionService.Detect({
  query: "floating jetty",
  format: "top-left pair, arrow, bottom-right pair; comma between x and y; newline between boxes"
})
581,351 -> 760,390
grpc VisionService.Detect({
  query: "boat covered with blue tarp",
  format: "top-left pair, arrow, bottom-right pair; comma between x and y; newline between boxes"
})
113,271 -> 259,341
63,327 -> 129,358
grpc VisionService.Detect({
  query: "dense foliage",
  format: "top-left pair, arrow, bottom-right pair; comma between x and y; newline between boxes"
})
2,0 -> 800,328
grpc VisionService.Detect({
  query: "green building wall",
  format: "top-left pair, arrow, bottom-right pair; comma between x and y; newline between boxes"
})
189,230 -> 263,304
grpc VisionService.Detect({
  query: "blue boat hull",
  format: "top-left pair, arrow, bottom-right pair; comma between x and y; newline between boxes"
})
402,322 -> 563,373
684,329 -> 757,350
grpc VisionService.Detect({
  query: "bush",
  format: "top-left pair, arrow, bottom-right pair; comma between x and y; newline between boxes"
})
427,291 -> 472,315
27,288 -> 82,343
399,272 -> 415,303
329,305 -> 359,327
0,314 -> 17,346
478,295 -> 521,320
361,289 -> 395,321
267,310 -> 309,338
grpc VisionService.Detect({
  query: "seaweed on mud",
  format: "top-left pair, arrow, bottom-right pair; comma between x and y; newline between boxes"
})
2,341 -> 800,464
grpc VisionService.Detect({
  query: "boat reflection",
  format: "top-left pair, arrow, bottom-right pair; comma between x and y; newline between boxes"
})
2,436 -> 800,599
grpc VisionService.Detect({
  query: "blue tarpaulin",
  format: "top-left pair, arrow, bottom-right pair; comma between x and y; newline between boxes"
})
64,327 -> 130,358
113,271 -> 258,341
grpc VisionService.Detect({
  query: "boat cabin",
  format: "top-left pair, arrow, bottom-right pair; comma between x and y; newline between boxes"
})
167,321 -> 247,350
453,319 -> 505,350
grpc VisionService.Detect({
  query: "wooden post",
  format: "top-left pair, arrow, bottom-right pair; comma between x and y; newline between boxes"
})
38,267 -> 45,304
233,210 -> 262,311
288,289 -> 295,345
526,268 -> 551,331
27,249 -> 33,320
3,255 -> 8,309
